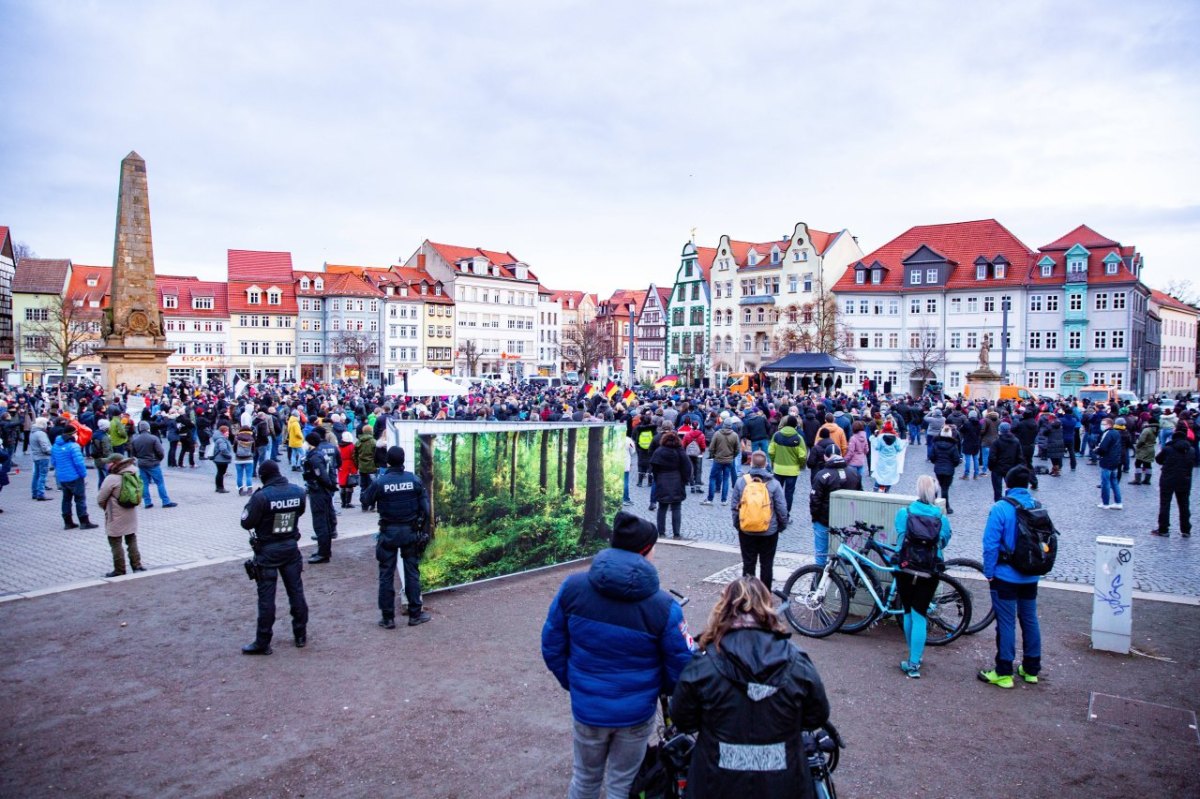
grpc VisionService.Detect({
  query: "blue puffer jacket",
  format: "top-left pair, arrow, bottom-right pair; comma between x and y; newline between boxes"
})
51,436 -> 88,483
982,488 -> 1040,584
542,548 -> 694,727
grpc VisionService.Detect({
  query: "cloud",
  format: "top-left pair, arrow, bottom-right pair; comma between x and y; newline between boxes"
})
0,0 -> 1197,293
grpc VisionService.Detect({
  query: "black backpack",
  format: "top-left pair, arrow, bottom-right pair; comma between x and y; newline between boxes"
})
898,512 -> 942,574
1000,498 -> 1059,575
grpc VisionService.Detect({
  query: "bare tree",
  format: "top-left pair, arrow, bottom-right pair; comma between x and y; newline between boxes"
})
561,318 -> 613,379
333,329 -> 376,386
901,320 -> 947,392
14,241 -> 36,262
1163,279 -> 1200,306
457,339 -> 481,376
773,280 -> 854,362
24,295 -> 100,379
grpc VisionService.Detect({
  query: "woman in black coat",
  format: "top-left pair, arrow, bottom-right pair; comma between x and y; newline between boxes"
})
649,430 -> 692,539
960,414 -> 982,479
671,576 -> 831,799
930,427 -> 962,514
1044,418 -> 1067,476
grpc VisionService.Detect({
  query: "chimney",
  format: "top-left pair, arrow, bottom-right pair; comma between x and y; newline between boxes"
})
417,253 -> 426,270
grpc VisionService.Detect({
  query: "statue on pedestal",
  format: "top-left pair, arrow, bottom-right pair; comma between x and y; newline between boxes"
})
978,338 -> 990,370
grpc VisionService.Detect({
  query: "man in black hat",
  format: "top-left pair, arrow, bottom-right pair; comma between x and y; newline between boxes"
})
239,460 -> 309,655
361,446 -> 431,628
541,511 -> 694,799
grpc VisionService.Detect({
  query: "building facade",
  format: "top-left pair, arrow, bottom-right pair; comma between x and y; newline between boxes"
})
634,285 -> 670,382
62,264 -> 109,381
0,227 -> 15,375
294,271 -> 328,382
226,250 -> 298,383
665,242 -> 715,387
552,290 -> 597,376
12,258 -> 72,382
1150,289 -> 1198,395
408,243 -> 537,379
536,285 -> 561,377
596,289 -> 645,382
158,276 -> 230,383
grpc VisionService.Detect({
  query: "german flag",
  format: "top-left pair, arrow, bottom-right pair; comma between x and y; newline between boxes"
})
654,375 -> 679,389
579,383 -> 598,398
621,388 -> 636,404
604,381 -> 619,399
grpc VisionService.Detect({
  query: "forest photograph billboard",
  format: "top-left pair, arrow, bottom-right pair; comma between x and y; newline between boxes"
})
416,424 -> 625,590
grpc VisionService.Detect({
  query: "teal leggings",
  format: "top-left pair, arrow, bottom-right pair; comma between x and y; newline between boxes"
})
896,572 -> 938,665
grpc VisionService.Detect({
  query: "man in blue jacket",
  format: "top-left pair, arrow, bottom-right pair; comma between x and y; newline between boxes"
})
978,465 -> 1042,689
1094,416 -> 1124,510
51,427 -> 98,530
542,512 -> 694,799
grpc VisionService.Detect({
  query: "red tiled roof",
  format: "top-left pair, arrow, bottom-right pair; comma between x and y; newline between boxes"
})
293,270 -> 382,298
0,226 -> 11,261
156,274 -> 200,282
227,250 -> 298,314
427,241 -> 539,282
602,289 -> 647,318
1150,289 -> 1198,315
367,266 -> 453,304
65,265 -> 111,314
157,277 -> 229,318
12,258 -> 71,293
832,219 -> 1035,293
1039,224 -> 1119,252
695,246 -> 716,282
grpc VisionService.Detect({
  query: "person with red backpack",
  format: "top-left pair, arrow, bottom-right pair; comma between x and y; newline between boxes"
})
730,451 -> 788,589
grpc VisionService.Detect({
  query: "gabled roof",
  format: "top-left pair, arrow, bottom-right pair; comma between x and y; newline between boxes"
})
294,270 -> 383,299
1150,289 -> 1199,315
721,226 -> 839,270
13,258 -> 71,293
427,241 -> 538,282
1039,224 -> 1120,252
157,277 -> 229,317
695,246 -> 717,282
0,226 -> 12,262
227,250 -> 298,314
324,263 -> 390,277
374,266 -> 454,304
65,265 -> 111,313
832,219 -> 1035,293
601,289 -> 648,318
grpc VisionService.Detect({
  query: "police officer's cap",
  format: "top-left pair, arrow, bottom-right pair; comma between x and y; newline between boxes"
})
387,446 -> 406,468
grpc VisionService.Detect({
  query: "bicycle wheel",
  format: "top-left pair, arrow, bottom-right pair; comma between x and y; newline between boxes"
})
943,558 -> 995,635
923,574 -> 972,646
782,565 -> 850,638
836,562 -> 884,634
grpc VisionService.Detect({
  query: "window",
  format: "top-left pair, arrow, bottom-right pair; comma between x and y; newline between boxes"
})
788,275 -> 798,293
370,300 -> 378,313
858,299 -> 869,315
1028,371 -> 1041,390
950,332 -> 962,349
888,300 -> 899,316
314,278 -> 323,291
873,300 -> 884,315
1113,292 -> 1127,310
909,298 -> 921,315
1094,330 -> 1108,349
312,341 -> 321,354
1041,264 -> 1053,278
1028,331 -> 1042,350
1029,295 -> 1042,312
1095,292 -> 1109,310
949,371 -> 961,387
909,332 -> 921,348
1046,294 -> 1059,312
1106,261 -> 1118,275
1068,330 -> 1081,350
859,333 -> 870,349
1044,372 -> 1057,390
950,298 -> 962,314
924,331 -> 937,348
247,290 -> 261,305
844,301 -> 855,315
163,295 -> 178,309
1112,330 -> 1125,349
855,270 -> 865,284
312,320 -> 321,331
994,263 -> 1006,279
984,297 -> 995,312
966,297 -> 978,313
756,308 -> 765,323
926,298 -> 937,314
976,264 -> 987,280
803,274 -> 813,292
873,333 -> 884,348
743,335 -> 752,353
888,333 -> 899,349
25,307 -> 49,321
300,277 -> 310,290
872,269 -> 882,285
691,284 -> 699,301
911,270 -> 922,285
1069,293 -> 1083,311
1045,332 -> 1058,350
926,268 -> 938,284
967,332 -> 978,350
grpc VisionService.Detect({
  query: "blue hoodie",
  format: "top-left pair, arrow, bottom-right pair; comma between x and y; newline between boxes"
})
541,548 -> 693,727
982,487 -> 1041,584
51,435 -> 88,483
894,500 -> 952,557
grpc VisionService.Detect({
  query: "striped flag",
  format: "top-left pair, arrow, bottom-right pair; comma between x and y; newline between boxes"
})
621,388 -> 636,404
585,383 -> 598,398
654,374 -> 679,389
231,371 -> 248,398
604,381 -> 619,399
578,382 -> 593,399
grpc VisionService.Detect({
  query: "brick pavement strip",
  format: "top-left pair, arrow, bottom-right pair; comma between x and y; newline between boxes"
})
0,449 -> 378,597
2,445 -> 1199,597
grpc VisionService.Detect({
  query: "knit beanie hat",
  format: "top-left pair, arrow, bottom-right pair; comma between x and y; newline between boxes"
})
259,461 -> 281,482
611,511 -> 658,555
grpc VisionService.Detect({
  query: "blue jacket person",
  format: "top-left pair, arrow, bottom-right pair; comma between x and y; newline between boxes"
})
361,446 -> 431,628
240,460 -> 309,655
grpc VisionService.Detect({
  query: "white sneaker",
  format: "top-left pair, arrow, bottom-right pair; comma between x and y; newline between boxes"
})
1097,503 -> 1110,509
720,500 -> 729,506
1111,503 -> 1123,510
699,500 -> 713,506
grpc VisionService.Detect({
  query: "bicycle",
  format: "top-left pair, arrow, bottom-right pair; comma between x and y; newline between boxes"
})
779,526 -> 972,643
942,557 -> 995,634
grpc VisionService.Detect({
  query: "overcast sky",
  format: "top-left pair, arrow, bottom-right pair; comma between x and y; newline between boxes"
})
2,0 -> 1197,295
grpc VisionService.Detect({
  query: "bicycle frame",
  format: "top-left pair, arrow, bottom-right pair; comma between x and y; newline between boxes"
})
830,541 -> 902,618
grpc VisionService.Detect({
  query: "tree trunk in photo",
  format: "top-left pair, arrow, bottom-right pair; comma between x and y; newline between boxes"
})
418,435 -> 435,528
450,434 -> 457,486
539,429 -> 549,492
582,426 -> 606,541
557,429 -> 564,490
510,432 -> 518,499
564,428 -> 577,496
470,433 -> 478,497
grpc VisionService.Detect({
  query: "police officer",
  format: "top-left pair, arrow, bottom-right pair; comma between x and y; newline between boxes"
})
239,460 -> 309,654
302,430 -> 340,564
362,446 -> 431,628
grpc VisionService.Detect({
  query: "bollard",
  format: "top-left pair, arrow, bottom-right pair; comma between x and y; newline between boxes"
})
1092,536 -> 1134,654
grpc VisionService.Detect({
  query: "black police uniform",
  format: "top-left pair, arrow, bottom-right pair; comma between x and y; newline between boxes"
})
303,442 -> 340,561
362,466 -> 430,623
240,475 -> 309,650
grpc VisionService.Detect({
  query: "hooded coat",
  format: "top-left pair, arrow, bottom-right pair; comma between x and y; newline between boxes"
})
96,458 -> 140,538
650,441 -> 693,503
541,548 -> 693,727
870,433 -> 906,486
670,629 -> 831,799
1044,419 -> 1067,461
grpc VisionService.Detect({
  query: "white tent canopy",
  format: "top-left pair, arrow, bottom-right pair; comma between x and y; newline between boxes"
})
384,368 -> 469,397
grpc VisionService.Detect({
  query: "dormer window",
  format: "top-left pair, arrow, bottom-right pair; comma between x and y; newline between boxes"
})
89,300 -> 100,308
976,264 -> 987,280
911,270 -> 923,285
747,251 -> 758,266
855,270 -> 866,284
193,297 -> 213,310
400,286 -> 409,297
1106,262 -> 1118,275
267,288 -> 282,305
313,278 -> 324,291
435,285 -> 442,296
300,277 -> 310,290
1041,264 -> 1052,277
86,276 -> 99,287
247,288 -> 261,305
871,269 -> 882,285
420,284 -> 428,295
163,295 -> 178,309
925,268 -> 938,284
994,263 -> 1006,279
771,247 -> 781,264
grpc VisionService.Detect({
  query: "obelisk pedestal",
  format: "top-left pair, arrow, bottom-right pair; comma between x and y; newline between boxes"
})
96,151 -> 173,389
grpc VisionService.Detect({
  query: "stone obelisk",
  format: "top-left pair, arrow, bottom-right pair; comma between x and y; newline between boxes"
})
97,151 -> 173,389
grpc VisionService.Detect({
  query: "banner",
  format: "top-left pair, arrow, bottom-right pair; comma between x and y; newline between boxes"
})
415,424 -> 625,591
